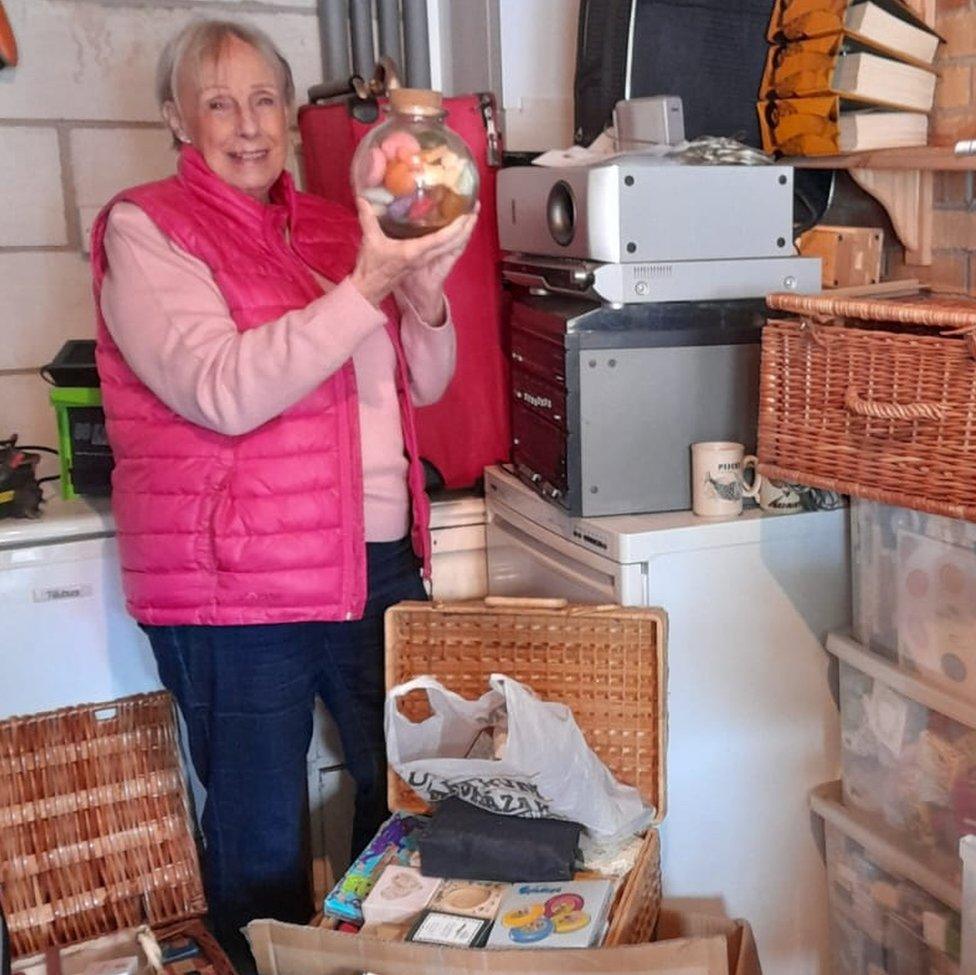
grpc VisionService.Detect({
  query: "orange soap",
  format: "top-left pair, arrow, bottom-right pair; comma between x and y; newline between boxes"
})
383,161 -> 416,197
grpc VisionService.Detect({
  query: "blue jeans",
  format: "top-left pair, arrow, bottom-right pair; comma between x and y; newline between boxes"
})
143,538 -> 426,939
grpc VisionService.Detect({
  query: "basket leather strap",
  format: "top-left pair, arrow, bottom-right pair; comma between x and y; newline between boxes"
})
844,387 -> 945,422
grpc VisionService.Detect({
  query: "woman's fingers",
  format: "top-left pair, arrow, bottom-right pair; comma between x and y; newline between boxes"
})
355,197 -> 386,244
398,211 -> 479,265
420,213 -> 479,263
356,200 -> 479,287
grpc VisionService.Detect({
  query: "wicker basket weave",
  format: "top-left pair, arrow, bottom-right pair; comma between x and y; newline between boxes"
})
383,597 -> 668,946
759,291 -> 976,521
0,693 -> 206,958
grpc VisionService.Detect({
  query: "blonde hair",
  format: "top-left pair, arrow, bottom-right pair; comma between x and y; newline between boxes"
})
156,19 -> 295,144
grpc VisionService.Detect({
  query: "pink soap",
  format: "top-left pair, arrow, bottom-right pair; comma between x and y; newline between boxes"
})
380,131 -> 421,160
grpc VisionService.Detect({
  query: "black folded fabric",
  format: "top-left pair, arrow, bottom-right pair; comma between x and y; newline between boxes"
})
418,798 -> 581,882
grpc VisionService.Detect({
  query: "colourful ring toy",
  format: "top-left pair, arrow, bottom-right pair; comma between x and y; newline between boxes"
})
544,893 -> 585,918
508,916 -> 553,944
552,910 -> 591,934
502,904 -> 543,929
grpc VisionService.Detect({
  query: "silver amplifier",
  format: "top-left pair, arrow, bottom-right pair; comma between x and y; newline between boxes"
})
497,157 -> 796,263
502,253 -> 820,304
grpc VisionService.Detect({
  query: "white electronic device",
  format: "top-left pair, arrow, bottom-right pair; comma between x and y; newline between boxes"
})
502,253 -> 820,304
613,95 -> 685,149
497,156 -> 796,264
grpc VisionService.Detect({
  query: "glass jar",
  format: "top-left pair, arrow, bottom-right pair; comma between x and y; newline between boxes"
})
351,88 -> 479,239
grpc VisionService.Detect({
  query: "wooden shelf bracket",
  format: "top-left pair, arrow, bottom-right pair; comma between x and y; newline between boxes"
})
848,168 -> 934,266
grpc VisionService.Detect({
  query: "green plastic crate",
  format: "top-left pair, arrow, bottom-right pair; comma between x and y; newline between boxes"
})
49,386 -> 113,500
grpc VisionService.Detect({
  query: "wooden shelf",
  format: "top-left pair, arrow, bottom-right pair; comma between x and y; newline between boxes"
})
789,146 -> 976,264
793,145 -> 976,171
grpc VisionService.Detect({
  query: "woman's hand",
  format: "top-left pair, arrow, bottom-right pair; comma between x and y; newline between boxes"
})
349,199 -> 479,319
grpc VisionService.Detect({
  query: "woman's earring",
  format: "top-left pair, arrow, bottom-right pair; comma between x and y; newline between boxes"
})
178,133 -> 191,144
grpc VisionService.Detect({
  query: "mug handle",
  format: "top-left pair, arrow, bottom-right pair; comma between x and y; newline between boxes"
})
741,455 -> 762,500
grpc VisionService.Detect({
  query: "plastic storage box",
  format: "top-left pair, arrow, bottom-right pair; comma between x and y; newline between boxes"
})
852,498 -> 976,702
825,821 -> 960,974
840,655 -> 976,867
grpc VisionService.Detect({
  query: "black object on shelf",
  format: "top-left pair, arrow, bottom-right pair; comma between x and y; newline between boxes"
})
41,339 -> 100,387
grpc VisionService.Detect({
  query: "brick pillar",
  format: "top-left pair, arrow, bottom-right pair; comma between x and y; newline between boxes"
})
916,1 -> 976,291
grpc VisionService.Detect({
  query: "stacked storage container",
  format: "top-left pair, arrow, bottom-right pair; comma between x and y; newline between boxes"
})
812,499 -> 976,974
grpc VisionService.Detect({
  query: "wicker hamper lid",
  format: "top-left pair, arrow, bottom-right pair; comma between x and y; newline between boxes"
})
384,598 -> 668,826
0,693 -> 206,959
767,290 -> 976,330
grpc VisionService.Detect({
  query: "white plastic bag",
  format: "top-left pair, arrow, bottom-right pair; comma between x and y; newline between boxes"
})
384,673 -> 652,839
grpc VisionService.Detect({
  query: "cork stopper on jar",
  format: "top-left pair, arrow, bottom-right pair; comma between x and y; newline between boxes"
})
389,88 -> 444,116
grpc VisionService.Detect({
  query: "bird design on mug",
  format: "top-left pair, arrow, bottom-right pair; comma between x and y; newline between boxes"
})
706,475 -> 741,502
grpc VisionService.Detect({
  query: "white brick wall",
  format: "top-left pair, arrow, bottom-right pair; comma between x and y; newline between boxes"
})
0,1 -> 322,122
0,128 -> 67,246
70,128 -> 176,209
0,253 -> 94,370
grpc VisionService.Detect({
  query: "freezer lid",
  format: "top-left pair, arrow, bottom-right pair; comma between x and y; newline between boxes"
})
485,465 -> 848,563
0,496 -> 115,550
3,494 -> 487,549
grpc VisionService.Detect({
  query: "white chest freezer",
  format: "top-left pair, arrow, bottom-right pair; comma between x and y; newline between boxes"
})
484,464 -> 850,975
0,497 -> 158,719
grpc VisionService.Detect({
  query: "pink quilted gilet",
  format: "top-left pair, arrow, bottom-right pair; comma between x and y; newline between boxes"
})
91,147 -> 431,626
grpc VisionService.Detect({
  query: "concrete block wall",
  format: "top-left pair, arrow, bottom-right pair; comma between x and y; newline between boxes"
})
0,0 -> 322,473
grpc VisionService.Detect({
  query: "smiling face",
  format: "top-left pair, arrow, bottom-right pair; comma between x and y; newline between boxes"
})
165,34 -> 288,202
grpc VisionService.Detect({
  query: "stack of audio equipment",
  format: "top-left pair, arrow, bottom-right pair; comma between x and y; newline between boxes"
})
496,154 -> 821,516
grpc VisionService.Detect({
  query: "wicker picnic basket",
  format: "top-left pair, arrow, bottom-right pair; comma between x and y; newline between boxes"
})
0,692 -> 231,974
383,596 -> 668,947
759,291 -> 976,521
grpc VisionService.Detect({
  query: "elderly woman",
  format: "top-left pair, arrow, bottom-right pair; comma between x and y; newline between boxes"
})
91,18 -> 476,942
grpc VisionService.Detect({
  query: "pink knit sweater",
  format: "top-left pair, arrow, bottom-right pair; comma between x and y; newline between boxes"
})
99,201 -> 456,542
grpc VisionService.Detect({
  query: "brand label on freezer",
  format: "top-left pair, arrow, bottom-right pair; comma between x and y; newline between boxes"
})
32,584 -> 94,603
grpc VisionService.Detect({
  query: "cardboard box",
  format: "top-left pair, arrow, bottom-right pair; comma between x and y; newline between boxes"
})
245,908 -> 761,975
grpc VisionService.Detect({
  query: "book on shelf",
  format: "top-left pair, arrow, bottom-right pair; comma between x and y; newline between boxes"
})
761,34 -> 937,113
847,2 -> 940,63
768,0 -> 941,65
837,106 -> 928,151
759,95 -> 928,155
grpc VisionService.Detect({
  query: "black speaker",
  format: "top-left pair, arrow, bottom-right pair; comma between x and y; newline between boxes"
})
574,0 -> 776,148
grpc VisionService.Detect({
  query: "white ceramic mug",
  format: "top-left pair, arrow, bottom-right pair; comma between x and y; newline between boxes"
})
691,442 -> 761,517
757,478 -> 803,515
